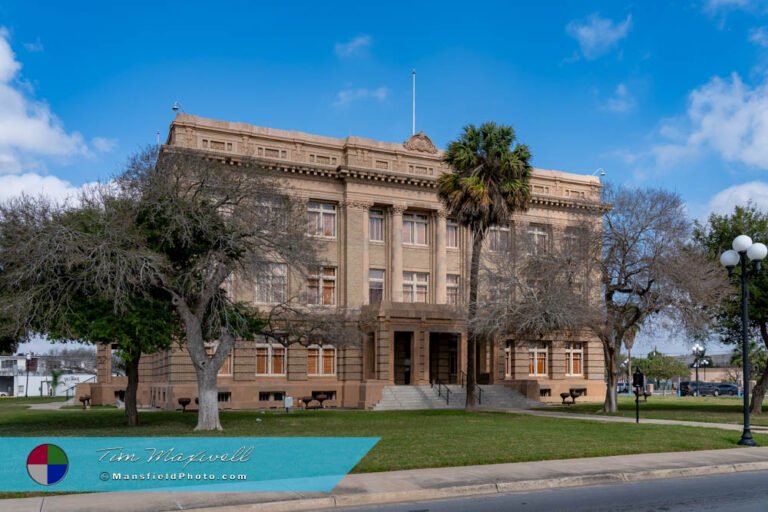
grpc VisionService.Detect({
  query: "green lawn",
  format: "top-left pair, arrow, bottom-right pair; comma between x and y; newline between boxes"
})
0,397 -> 764,474
541,395 -> 768,426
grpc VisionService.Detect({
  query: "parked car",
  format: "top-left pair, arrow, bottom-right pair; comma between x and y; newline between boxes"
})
716,383 -> 739,396
679,381 -> 720,397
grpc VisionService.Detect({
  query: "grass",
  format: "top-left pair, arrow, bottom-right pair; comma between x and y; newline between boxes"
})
0,397 -> 765,474
540,395 -> 768,426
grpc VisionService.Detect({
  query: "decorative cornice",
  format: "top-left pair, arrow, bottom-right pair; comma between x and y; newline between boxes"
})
342,200 -> 374,211
403,131 -> 438,154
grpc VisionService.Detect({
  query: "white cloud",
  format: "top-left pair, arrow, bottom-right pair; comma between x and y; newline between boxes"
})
334,86 -> 390,107
685,73 -> 768,168
566,14 -> 632,60
92,136 -> 117,153
0,27 -> 114,174
0,173 -> 94,203
603,83 -> 635,113
749,26 -> 768,47
22,38 -> 43,53
705,0 -> 751,11
705,181 -> 768,215
633,73 -> 768,171
334,35 -> 372,58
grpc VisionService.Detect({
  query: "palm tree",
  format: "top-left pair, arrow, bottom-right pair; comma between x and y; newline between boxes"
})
438,122 -> 532,410
49,369 -> 62,397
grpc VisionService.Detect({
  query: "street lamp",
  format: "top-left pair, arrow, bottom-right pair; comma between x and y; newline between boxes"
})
25,353 -> 31,398
691,344 -> 706,397
720,235 -> 768,446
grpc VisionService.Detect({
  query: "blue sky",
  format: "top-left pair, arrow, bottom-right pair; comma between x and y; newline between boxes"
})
3,0 -> 768,355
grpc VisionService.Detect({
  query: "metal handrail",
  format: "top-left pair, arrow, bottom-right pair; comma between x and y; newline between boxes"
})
459,371 -> 483,405
430,377 -> 451,405
64,375 -> 96,400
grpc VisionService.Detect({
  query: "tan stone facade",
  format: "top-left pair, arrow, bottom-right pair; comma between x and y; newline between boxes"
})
83,114 -> 606,409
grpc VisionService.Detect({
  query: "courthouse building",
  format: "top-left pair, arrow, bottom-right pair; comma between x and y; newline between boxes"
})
85,114 -> 606,410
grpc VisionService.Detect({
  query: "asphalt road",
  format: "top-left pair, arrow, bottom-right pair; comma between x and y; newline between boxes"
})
339,470 -> 768,512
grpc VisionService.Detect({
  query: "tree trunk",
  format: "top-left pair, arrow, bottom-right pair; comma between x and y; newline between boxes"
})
123,352 -> 141,427
749,322 -> 768,414
465,229 -> 485,412
195,365 -> 223,431
603,344 -> 618,413
172,296 -> 228,431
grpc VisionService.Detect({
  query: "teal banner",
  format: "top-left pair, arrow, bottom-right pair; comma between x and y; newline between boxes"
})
0,437 -> 379,492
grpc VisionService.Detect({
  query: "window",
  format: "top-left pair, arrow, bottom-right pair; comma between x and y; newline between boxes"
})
527,225 -> 549,255
403,213 -> 428,245
205,343 -> 232,376
369,269 -> 385,303
255,344 -> 286,375
307,201 -> 336,238
307,267 -> 336,305
528,342 -> 548,376
489,226 -> 511,252
446,219 -> 459,248
505,341 -> 513,377
308,345 -> 337,375
565,342 -> 584,376
259,391 -> 285,401
369,209 -> 384,242
403,271 -> 428,303
255,263 -> 287,304
255,196 -> 288,232
447,274 -> 460,305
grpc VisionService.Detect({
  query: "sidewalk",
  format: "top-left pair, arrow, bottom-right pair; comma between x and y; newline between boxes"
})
7,447 -> 768,512
502,407 -> 768,432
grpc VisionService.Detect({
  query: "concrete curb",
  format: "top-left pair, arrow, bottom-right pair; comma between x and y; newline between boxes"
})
191,461 -> 768,511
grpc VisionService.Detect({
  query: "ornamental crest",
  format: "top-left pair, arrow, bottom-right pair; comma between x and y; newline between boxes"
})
403,131 -> 438,154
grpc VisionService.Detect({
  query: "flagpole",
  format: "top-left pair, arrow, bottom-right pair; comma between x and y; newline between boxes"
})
412,69 -> 416,135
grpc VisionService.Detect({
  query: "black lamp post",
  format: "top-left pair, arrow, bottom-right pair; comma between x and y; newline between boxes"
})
720,235 -> 768,446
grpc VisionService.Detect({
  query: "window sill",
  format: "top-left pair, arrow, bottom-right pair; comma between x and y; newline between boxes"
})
403,244 -> 429,249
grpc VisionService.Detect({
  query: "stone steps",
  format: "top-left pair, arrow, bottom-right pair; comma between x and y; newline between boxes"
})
372,384 -> 537,411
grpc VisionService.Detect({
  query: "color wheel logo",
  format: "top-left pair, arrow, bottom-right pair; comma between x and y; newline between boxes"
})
27,444 -> 68,486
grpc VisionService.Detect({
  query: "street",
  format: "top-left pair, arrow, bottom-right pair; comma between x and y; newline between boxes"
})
339,470 -> 768,512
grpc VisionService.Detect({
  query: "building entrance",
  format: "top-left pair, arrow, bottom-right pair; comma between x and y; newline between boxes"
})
429,333 -> 459,384
393,332 -> 413,385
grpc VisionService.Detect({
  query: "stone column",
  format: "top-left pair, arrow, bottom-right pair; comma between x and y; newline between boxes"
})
390,205 -> 406,302
435,212 -> 447,304
361,206 -> 370,305
418,326 -> 428,384
343,200 -> 371,308
96,343 -> 112,384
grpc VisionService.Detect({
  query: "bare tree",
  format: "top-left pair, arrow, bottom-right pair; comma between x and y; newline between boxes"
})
116,147 -> 324,430
473,219 -> 599,342
596,185 -> 727,412
471,186 -> 726,413
0,147 -> 333,430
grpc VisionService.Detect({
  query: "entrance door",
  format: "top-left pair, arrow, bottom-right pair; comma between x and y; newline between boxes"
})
393,332 -> 413,385
429,333 -> 459,384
